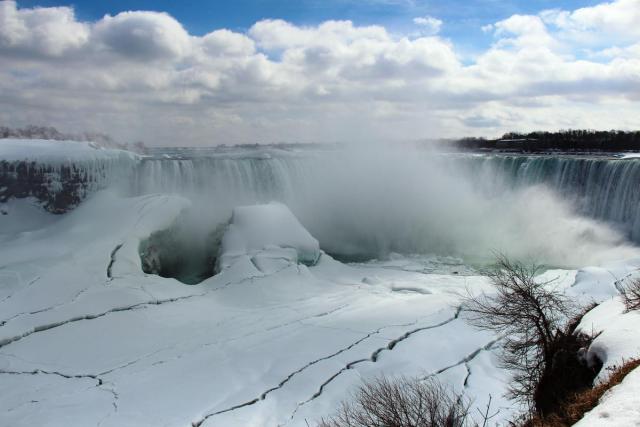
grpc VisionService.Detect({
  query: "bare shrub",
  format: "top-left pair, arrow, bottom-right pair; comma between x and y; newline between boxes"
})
620,279 -> 640,312
318,376 -> 473,427
462,255 -> 597,417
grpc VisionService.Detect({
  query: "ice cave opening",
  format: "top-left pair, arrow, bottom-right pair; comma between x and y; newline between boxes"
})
139,211 -> 226,285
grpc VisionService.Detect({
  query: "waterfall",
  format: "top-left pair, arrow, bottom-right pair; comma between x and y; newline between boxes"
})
128,150 -> 640,246
459,155 -> 640,242
5,142 -> 638,263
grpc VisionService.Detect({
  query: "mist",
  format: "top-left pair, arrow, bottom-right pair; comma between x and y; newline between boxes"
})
291,144 -> 638,267
133,143 -> 639,268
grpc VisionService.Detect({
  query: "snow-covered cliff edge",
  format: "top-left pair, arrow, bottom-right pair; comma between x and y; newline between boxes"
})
0,139 -> 138,213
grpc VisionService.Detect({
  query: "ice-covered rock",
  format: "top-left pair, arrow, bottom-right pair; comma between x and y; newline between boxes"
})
566,260 -> 640,382
216,202 -> 321,272
576,299 -> 640,382
0,139 -> 138,213
574,295 -> 640,426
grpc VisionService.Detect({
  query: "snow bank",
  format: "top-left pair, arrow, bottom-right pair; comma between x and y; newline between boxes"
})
217,202 -> 320,272
0,139 -> 138,163
577,300 -> 640,382
569,261 -> 640,382
110,196 -> 191,280
0,197 -> 59,234
574,366 -> 640,427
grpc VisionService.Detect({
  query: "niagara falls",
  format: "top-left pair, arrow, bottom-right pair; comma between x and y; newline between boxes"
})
1,1 -> 640,426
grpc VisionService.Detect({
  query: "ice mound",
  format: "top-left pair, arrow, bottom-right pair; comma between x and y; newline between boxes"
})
216,202 -> 320,273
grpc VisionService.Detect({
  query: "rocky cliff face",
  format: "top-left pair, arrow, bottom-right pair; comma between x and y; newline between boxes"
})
1,161 -> 95,213
0,139 -> 139,214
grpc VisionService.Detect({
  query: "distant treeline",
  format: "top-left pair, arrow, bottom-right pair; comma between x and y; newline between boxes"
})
0,125 -> 147,153
453,130 -> 640,153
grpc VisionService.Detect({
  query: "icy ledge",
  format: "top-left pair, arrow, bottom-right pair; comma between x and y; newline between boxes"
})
216,202 -> 321,273
568,263 -> 640,426
0,139 -> 139,213
574,299 -> 640,426
0,139 -> 139,163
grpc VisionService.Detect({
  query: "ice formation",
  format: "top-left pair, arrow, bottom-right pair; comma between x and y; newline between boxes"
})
217,202 -> 321,272
0,139 -> 138,212
1,141 -> 640,426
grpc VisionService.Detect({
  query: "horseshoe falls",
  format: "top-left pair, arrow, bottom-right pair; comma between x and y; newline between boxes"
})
2,141 -> 640,427
120,148 -> 640,266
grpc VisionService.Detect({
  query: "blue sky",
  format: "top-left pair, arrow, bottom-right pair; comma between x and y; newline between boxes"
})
19,0 -> 604,51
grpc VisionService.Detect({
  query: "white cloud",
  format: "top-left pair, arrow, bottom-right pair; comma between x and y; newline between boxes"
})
413,15 -> 443,35
0,0 -> 89,57
596,42 -> 640,59
201,29 -> 255,57
490,14 -> 556,48
249,19 -> 389,50
541,0 -> 640,45
481,24 -> 494,33
93,11 -> 191,61
0,0 -> 638,145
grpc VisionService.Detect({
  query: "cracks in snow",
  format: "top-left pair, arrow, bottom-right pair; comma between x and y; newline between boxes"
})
192,306 -> 464,427
0,294 -> 201,350
0,368 -> 102,383
262,304 -> 349,334
372,307 -> 462,363
191,400 -> 260,426
248,256 -> 262,273
258,332 -> 372,401
134,284 -> 157,302
97,380 -> 120,427
0,275 -> 40,305
0,265 -> 294,353
106,243 -> 124,281
0,283 -> 91,328
194,314 -> 385,425
0,253 -> 490,427
0,345 -> 169,379
95,347 -> 172,377
463,363 -> 472,387
143,304 -> 353,383
0,368 -> 120,423
426,338 -> 501,381
283,306 -> 465,423
0,312 -> 24,328
190,325 -> 379,427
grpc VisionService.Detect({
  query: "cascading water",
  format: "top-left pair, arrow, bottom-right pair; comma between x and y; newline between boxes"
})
458,155 -> 640,241
10,144 -> 634,266
116,147 -> 640,266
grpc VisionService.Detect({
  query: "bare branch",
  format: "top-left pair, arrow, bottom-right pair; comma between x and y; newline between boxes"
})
318,376 -> 474,427
620,278 -> 640,312
461,254 -> 597,417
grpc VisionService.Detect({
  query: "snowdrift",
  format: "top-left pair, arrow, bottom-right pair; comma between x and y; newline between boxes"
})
217,202 -> 321,273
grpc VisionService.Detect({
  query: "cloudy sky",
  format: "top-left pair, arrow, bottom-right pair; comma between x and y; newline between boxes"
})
1,0 -> 639,145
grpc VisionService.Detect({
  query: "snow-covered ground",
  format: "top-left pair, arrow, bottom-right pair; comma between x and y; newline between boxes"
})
0,139 -> 138,164
573,284 -> 640,427
1,191 -> 639,427
0,194 -> 509,426
575,366 -> 640,427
